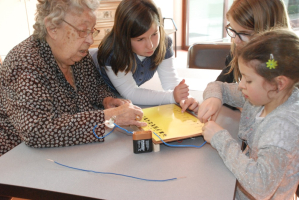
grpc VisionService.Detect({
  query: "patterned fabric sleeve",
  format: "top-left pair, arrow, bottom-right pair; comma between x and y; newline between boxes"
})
0,37 -> 116,154
86,55 -> 116,106
203,81 -> 245,108
208,85 -> 299,199
211,121 -> 294,199
2,63 -> 107,148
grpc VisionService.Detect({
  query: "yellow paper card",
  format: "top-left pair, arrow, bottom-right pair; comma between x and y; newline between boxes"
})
141,104 -> 204,144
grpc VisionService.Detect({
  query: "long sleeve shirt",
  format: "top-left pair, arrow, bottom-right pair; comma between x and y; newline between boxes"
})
92,37 -> 181,106
0,36 -> 115,156
203,81 -> 299,200
104,55 -> 180,105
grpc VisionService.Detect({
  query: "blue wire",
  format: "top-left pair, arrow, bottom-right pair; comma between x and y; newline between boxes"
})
153,131 -> 207,148
51,160 -> 178,182
114,124 -> 134,134
93,123 -> 206,148
93,124 -> 116,139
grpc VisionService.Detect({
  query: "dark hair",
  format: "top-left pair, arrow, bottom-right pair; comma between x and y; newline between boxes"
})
226,0 -> 290,81
239,29 -> 299,88
97,0 -> 166,74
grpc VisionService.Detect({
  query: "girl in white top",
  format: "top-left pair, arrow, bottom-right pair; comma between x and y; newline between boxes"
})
96,0 -> 198,111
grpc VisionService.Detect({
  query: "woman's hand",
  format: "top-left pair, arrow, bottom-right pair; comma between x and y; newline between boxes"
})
180,97 -> 199,113
104,103 -> 147,127
103,97 -> 131,109
197,98 -> 222,123
202,121 -> 224,143
173,79 -> 189,103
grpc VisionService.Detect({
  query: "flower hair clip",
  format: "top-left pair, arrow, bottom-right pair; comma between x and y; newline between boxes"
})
266,54 -> 278,69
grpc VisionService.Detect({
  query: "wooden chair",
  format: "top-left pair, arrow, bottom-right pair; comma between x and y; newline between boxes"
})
187,43 -> 231,70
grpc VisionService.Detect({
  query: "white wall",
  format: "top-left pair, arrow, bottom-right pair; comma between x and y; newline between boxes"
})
153,0 -> 173,18
153,0 -> 183,49
0,0 -> 37,60
0,0 -> 181,61
173,0 -> 182,48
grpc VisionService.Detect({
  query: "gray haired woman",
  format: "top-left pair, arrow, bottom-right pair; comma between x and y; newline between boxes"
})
0,0 -> 146,156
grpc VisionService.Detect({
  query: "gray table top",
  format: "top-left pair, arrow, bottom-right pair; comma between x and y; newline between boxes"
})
0,68 -> 241,199
0,105 -> 241,200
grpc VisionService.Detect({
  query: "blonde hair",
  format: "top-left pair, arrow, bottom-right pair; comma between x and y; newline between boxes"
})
33,0 -> 100,40
226,0 -> 291,82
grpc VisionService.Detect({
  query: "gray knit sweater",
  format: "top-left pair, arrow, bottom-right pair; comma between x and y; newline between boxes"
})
203,81 -> 299,200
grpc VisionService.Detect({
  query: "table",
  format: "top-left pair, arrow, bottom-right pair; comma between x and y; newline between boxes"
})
0,68 -> 241,200
141,68 -> 222,102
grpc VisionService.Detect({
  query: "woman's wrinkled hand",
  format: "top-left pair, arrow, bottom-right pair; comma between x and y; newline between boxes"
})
103,97 -> 131,109
179,98 -> 199,113
173,79 -> 189,103
197,97 -> 222,123
202,121 -> 224,143
104,103 -> 147,127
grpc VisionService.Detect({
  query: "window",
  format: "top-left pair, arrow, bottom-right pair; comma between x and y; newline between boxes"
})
183,0 -> 299,49
288,0 -> 299,33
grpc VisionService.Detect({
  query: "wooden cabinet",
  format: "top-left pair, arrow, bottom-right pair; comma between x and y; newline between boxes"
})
90,0 -> 122,49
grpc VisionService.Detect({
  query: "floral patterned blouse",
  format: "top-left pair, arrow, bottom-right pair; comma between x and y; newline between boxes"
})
0,36 -> 115,156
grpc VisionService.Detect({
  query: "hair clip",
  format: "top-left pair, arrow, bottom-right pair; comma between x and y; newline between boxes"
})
266,54 -> 278,69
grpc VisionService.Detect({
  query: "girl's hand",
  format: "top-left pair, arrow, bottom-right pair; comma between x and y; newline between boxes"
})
103,97 -> 131,109
104,103 -> 147,127
180,98 -> 199,113
202,121 -> 224,143
197,98 -> 222,123
174,79 -> 189,103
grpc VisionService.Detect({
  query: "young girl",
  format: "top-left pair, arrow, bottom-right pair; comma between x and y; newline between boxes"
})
216,0 -> 290,83
96,0 -> 193,107
198,29 -> 299,200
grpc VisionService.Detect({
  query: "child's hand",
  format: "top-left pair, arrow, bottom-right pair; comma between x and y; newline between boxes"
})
173,79 -> 189,103
202,121 -> 224,143
180,98 -> 199,113
197,98 -> 222,123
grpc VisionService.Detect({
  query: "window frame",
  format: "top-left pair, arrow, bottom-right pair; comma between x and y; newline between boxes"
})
182,0 -> 299,50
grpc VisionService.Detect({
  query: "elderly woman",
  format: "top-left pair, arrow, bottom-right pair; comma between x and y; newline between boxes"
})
0,0 -> 146,156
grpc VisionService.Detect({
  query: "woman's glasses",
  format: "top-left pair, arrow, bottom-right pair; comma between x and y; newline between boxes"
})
62,20 -> 100,38
225,24 -> 253,42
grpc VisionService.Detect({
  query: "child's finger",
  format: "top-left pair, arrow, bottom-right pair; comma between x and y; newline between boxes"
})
181,103 -> 189,112
211,111 -> 220,121
179,79 -> 185,85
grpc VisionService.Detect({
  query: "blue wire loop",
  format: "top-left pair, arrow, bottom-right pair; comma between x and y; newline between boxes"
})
93,123 -> 206,148
93,124 -> 117,139
49,159 -> 178,182
50,122 -> 206,182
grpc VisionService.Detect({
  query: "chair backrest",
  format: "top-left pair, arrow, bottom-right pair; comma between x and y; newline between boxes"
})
188,43 -> 231,70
